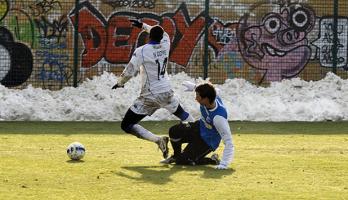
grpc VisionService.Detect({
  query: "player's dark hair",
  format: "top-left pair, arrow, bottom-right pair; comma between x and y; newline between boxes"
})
195,83 -> 216,104
150,26 -> 164,43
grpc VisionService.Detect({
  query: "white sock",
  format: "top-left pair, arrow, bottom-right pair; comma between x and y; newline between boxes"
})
131,124 -> 160,143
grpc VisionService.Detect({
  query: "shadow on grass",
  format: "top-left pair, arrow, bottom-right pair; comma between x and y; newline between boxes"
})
66,160 -> 85,163
115,165 -> 235,184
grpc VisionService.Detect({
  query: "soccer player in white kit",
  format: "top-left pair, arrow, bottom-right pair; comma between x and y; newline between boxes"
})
112,19 -> 193,159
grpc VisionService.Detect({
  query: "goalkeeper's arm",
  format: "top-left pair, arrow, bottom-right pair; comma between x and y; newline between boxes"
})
213,116 -> 234,169
182,81 -> 221,95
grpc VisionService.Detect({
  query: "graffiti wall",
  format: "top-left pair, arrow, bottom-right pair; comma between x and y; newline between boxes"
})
0,0 -> 72,89
0,0 -> 347,89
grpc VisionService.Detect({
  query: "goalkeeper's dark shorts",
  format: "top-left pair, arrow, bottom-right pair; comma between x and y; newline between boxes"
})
168,121 -> 216,165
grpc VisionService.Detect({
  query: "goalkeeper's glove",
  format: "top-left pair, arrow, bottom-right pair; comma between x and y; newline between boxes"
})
112,83 -> 124,90
130,19 -> 143,28
215,163 -> 228,170
182,81 -> 196,92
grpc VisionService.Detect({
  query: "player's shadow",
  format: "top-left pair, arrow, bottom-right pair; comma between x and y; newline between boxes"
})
115,165 -> 235,185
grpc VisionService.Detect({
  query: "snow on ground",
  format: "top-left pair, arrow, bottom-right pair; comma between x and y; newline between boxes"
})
0,72 -> 347,121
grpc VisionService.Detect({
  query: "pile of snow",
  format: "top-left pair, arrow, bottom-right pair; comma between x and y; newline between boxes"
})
0,72 -> 347,121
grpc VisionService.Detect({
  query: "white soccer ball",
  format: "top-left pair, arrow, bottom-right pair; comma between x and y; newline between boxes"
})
66,142 -> 85,160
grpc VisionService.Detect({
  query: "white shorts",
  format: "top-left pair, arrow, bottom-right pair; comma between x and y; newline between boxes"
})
130,91 -> 179,115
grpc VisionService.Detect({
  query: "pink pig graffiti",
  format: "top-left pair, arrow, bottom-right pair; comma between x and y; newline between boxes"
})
238,3 -> 315,82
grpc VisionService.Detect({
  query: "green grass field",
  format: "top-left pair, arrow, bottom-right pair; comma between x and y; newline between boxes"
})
0,121 -> 348,200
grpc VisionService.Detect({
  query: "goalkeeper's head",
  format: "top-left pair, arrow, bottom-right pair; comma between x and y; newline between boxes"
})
150,25 -> 164,43
195,83 -> 216,104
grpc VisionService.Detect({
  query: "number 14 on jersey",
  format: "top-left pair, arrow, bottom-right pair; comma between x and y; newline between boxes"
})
156,57 -> 168,80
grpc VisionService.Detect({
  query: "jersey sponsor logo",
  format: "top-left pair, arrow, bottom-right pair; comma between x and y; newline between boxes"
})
204,121 -> 212,129
206,116 -> 211,123
201,116 -> 213,129
153,50 -> 167,58
205,116 -> 212,129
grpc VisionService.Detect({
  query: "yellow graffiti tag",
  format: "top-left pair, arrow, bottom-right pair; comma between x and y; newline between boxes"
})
0,0 -> 8,21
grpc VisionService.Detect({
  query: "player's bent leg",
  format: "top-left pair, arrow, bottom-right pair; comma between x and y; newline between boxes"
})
121,108 -> 146,134
174,155 -> 196,166
121,109 -> 158,142
168,123 -> 186,140
177,147 -> 212,166
195,154 -> 219,165
121,108 -> 168,158
168,124 -> 185,158
156,136 -> 169,158
177,125 -> 212,165
160,155 -> 176,164
168,121 -> 200,160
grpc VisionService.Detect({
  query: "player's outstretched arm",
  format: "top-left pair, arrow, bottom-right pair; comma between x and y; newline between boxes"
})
213,116 -> 234,170
182,81 -> 196,92
130,19 -> 152,33
130,19 -> 143,28
112,20 -> 143,90
182,81 -> 221,95
112,62 -> 138,89
142,23 -> 152,33
130,19 -> 170,46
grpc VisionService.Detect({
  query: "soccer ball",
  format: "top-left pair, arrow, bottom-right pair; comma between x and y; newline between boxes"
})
66,142 -> 85,160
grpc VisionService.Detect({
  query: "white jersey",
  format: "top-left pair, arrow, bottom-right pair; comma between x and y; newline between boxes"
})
126,25 -> 172,95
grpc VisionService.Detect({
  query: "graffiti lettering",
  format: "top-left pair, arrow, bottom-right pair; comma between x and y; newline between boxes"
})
39,69 -> 65,82
312,17 -> 348,68
29,0 -> 62,17
36,50 -> 69,62
212,25 -> 235,45
69,2 -> 108,68
210,21 -> 239,56
169,10 -> 206,66
101,0 -> 156,9
39,37 -> 67,49
36,49 -> 69,82
34,15 -> 69,42
69,2 -> 212,68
